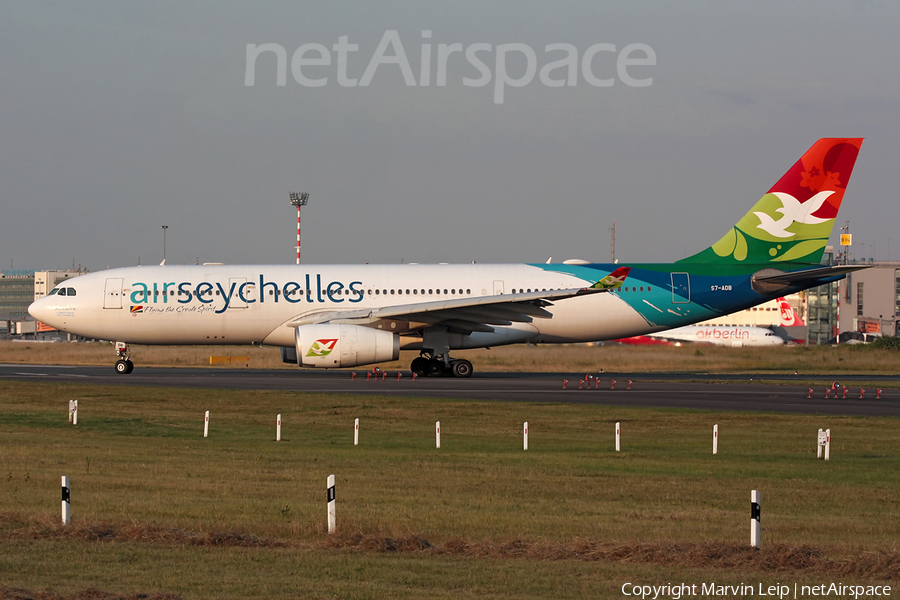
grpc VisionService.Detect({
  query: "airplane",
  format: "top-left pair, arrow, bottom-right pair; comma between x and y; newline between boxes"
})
619,296 -> 805,346
29,138 -> 866,377
617,324 -> 784,347
644,324 -> 784,347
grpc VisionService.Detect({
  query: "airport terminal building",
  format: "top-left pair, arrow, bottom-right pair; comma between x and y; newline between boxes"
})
839,261 -> 900,337
0,270 -> 83,336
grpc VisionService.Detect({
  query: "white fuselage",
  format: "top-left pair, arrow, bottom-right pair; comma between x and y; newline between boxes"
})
29,264 -> 653,348
648,325 -> 784,347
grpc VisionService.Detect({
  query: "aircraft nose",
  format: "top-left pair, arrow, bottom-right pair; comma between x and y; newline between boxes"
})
28,297 -> 55,325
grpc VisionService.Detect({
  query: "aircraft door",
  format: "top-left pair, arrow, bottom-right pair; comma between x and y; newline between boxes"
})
103,278 -> 124,309
671,273 -> 690,303
229,278 -> 248,308
493,280 -> 505,295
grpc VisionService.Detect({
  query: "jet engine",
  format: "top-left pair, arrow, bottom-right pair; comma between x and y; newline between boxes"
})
287,324 -> 399,368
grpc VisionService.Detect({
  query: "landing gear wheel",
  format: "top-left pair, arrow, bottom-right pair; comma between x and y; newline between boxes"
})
411,357 -> 429,376
451,359 -> 473,378
426,360 -> 444,377
114,342 -> 133,374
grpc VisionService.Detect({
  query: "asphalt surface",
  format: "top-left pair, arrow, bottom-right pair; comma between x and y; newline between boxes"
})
1,363 -> 898,417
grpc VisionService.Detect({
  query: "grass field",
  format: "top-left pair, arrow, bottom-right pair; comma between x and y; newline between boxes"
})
3,340 -> 900,376
1,380 -> 898,599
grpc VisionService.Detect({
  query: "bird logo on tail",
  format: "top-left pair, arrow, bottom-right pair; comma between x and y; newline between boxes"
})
753,191 -> 834,239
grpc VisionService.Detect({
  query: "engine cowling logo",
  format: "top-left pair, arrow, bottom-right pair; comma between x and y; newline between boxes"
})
306,338 -> 338,357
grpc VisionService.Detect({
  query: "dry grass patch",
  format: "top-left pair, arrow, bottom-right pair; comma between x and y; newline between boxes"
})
5,515 -> 899,580
0,589 -> 186,600
3,339 -> 900,374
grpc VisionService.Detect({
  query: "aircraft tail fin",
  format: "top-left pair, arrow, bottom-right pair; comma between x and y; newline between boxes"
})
678,138 -> 863,265
777,297 -> 805,327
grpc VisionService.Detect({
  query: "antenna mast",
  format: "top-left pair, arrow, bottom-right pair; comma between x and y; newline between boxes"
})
610,223 -> 616,262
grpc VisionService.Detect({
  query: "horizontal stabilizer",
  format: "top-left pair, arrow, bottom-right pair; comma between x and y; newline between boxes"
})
752,265 -> 869,294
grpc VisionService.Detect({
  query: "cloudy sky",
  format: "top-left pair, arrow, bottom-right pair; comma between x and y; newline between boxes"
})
2,1 -> 898,272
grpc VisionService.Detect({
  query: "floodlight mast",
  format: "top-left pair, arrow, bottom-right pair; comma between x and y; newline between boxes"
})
289,192 -> 310,264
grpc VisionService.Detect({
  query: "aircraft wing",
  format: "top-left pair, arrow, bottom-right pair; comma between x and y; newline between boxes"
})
287,267 -> 631,335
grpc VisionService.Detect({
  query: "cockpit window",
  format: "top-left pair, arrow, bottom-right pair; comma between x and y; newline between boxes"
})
48,288 -> 59,296
57,288 -> 67,296
67,288 -> 76,296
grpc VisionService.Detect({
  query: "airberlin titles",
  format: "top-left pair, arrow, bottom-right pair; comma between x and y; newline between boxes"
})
130,274 -> 365,314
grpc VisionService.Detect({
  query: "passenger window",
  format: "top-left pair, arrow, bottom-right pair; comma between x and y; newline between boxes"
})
413,289 -> 418,294
443,289 -> 448,294
428,289 -> 433,294
467,289 -> 471,294
375,290 -> 380,295
640,287 -> 644,292
647,286 -> 652,292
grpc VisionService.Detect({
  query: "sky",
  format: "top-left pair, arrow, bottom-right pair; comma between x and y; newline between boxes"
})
2,1 -> 899,272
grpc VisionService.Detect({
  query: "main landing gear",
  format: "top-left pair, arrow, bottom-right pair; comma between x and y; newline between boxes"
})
114,342 -> 134,374
411,354 -> 473,378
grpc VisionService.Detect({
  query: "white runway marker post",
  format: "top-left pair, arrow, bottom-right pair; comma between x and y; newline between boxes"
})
750,490 -> 761,549
824,428 -> 831,461
524,422 -> 529,450
713,424 -> 718,455
326,474 -> 336,534
61,476 -> 70,525
436,421 -> 441,449
354,418 -> 359,446
817,428 -> 825,459
276,414 -> 281,442
203,411 -> 209,438
615,422 -> 620,452
72,400 -> 77,425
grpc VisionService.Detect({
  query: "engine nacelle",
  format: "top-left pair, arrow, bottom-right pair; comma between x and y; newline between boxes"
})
292,324 -> 399,368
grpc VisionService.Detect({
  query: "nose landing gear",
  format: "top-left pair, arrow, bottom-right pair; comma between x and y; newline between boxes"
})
114,342 -> 134,374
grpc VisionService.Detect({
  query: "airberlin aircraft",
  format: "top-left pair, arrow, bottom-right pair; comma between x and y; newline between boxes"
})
29,139 -> 865,377
630,297 -> 805,346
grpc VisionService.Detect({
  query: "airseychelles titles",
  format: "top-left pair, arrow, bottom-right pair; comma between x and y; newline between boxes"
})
129,274 -> 365,314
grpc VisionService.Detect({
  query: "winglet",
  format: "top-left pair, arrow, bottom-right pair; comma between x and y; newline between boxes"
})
592,267 -> 631,290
